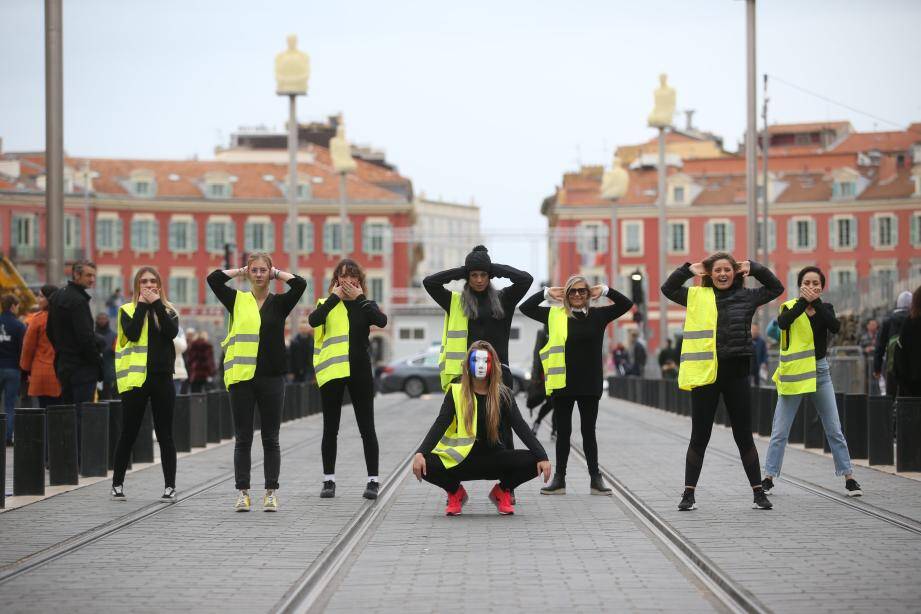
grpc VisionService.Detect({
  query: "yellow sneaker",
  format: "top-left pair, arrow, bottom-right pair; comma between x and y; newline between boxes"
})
234,490 -> 251,512
263,490 -> 278,512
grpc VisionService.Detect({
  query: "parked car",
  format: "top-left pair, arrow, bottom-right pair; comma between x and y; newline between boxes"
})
379,350 -> 529,398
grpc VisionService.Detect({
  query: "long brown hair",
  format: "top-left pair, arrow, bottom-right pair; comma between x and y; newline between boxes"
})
459,340 -> 511,445
132,266 -> 176,328
328,258 -> 368,295
701,252 -> 741,288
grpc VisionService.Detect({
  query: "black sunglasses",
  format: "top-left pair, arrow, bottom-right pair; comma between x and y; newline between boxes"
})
567,288 -> 589,296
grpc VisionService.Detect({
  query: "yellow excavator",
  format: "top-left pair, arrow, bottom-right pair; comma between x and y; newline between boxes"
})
0,256 -> 37,316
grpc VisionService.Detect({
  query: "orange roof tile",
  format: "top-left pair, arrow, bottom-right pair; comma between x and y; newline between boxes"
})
766,121 -> 852,135
832,130 -> 921,154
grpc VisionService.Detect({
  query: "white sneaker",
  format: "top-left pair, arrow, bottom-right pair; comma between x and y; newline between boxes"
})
160,487 -> 177,502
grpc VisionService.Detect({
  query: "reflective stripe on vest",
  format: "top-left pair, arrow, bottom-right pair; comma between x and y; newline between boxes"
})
772,298 -> 817,395
540,306 -> 568,395
115,302 -> 148,394
438,292 -> 469,391
678,286 -> 718,391
313,298 -> 350,387
432,383 -> 476,468
222,291 -> 261,387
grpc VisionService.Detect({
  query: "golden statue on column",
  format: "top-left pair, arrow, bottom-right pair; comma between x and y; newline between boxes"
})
330,117 -> 357,174
601,155 -> 629,200
275,34 -> 310,95
647,73 -> 675,128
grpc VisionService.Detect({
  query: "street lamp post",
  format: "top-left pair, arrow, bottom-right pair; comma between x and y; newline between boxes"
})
648,74 -> 676,358
45,0 -> 64,284
330,116 -> 357,259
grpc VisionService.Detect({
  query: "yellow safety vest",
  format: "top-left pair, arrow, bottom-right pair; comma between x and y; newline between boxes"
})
540,306 -> 568,395
115,302 -> 148,394
432,383 -> 477,468
313,297 -> 350,387
222,291 -> 261,387
772,298 -> 817,395
438,292 -> 469,391
678,286 -> 718,391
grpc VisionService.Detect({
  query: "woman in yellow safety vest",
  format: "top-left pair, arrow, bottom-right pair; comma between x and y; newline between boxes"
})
111,267 -> 180,502
762,266 -> 862,497
519,275 -> 633,496
411,340 -> 551,516
308,259 -> 387,500
662,252 -> 784,512
208,252 -> 306,512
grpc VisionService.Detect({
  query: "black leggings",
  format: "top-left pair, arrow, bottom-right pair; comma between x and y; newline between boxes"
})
230,375 -> 284,490
422,444 -> 540,493
321,372 -> 379,476
553,394 -> 600,476
113,373 -> 176,488
686,362 -> 762,488
534,399 -> 555,432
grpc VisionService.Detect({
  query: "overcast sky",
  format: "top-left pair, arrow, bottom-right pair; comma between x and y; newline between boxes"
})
2,0 -> 920,278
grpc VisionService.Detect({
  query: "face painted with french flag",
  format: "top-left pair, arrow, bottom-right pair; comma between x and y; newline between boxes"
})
469,349 -> 491,380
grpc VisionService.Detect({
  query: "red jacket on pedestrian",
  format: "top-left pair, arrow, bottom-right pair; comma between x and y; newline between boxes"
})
20,310 -> 61,398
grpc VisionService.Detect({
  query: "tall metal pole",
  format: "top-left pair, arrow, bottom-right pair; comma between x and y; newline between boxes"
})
286,95 -> 299,328
45,0 -> 64,284
338,172 -> 349,259
761,73 -> 770,269
745,0 -> 758,274
82,160 -> 92,262
609,205 -> 618,291
657,126 -> 668,355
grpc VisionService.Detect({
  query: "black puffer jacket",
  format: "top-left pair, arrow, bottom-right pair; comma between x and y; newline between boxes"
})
661,261 -> 784,359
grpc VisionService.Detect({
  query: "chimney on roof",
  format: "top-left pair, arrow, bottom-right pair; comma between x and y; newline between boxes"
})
684,109 -> 695,132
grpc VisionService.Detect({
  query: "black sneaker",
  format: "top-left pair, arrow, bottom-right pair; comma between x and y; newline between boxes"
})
160,487 -> 177,502
320,480 -> 336,498
761,477 -> 774,493
540,473 -> 566,495
845,478 -> 863,497
363,481 -> 379,500
752,489 -> 773,510
590,474 -> 612,496
111,485 -> 126,501
678,488 -> 696,511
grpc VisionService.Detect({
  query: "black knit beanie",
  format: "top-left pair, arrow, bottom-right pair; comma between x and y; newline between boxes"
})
464,245 -> 492,274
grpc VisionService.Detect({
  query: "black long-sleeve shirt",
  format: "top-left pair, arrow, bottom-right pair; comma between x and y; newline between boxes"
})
417,391 -> 548,461
777,297 -> 840,360
119,300 -> 180,374
519,287 -> 633,396
308,293 -> 387,376
207,270 -> 307,377
661,261 -> 784,359
422,263 -> 533,368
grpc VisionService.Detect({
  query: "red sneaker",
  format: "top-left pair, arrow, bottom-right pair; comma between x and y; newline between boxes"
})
445,485 -> 468,516
488,483 -> 515,515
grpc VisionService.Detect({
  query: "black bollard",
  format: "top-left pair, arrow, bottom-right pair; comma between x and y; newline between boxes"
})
867,395 -> 894,466
896,397 -> 921,472
803,396 -> 825,448
131,401 -> 155,464
46,405 -> 78,485
844,393 -> 868,460
789,395 -> 805,444
79,402 -> 109,478
13,408 -> 45,496
607,376 -> 616,398
206,391 -> 222,444
758,388 -> 774,437
107,400 -> 130,471
173,395 -> 192,453
0,415 -> 5,508
189,393 -> 207,448
220,391 -> 234,439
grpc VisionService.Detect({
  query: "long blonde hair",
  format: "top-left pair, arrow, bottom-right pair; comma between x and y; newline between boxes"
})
132,266 -> 176,328
459,340 -> 511,445
562,275 -> 590,318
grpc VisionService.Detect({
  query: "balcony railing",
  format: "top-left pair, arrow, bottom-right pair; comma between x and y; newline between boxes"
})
8,245 -> 47,263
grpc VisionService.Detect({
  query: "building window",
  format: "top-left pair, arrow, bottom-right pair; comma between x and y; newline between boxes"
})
756,219 -> 776,252
832,180 -> 856,199
830,216 -> 857,250
296,183 -> 311,200
873,214 -> 898,248
788,217 -> 815,251
622,221 -> 643,256
206,183 -> 230,199
64,214 -> 81,249
133,180 -> 151,196
97,272 -> 122,302
673,186 -> 685,204
323,221 -> 354,254
206,218 -> 236,253
872,268 -> 897,299
362,222 -> 389,255
705,220 -> 734,252
577,223 -> 608,255
168,218 -> 197,252
96,216 -> 123,251
831,268 -> 856,290
398,327 -> 425,340
11,214 -> 37,247
368,277 -> 384,304
285,221 -> 315,252
667,221 -> 686,253
131,217 -> 159,252
244,219 -> 275,252
168,276 -> 198,305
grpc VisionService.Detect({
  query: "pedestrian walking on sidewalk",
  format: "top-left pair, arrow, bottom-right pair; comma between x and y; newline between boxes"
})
19,285 -> 61,409
894,285 -> 921,397
412,341 -> 550,516
0,293 -> 25,444
309,259 -> 386,501
519,276 -> 632,496
662,252 -> 784,511
762,266 -> 862,498
209,253 -> 306,512
111,267 -> 180,503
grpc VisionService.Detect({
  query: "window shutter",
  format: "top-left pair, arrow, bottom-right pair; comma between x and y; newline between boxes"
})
768,219 -> 776,251
114,218 -> 123,250
304,222 -> 314,252
206,222 -> 216,252
168,277 -> 178,303
244,222 -> 254,252
870,216 -> 879,248
266,222 -> 275,252
704,222 -> 713,252
346,222 -> 354,254
323,222 -> 333,254
726,221 -> 735,252
189,278 -> 199,305
912,215 -> 920,246
168,221 -> 178,251
891,215 -> 899,247
188,220 -> 197,252
849,217 -> 857,249
33,215 -> 41,247
151,219 -> 160,251
361,221 -> 370,254
72,216 -> 81,248
226,221 -> 236,249
828,218 -> 838,249
808,219 -> 816,250
131,219 -> 141,250
787,219 -> 796,250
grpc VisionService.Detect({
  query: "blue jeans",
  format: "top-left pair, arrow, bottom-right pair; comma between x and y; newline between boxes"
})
764,358 -> 853,477
0,368 -> 21,441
